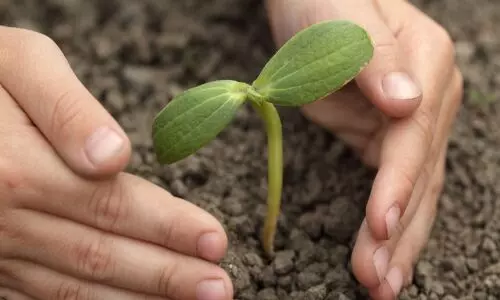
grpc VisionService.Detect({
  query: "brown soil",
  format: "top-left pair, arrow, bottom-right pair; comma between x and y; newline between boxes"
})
2,0 -> 500,299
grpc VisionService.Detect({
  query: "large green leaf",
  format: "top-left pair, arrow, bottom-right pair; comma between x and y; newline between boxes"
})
252,20 -> 374,106
153,80 -> 249,164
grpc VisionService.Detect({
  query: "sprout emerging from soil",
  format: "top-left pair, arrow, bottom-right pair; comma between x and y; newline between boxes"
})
152,20 -> 374,256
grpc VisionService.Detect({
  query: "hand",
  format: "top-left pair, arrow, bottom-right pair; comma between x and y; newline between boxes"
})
0,26 -> 232,300
266,0 -> 463,298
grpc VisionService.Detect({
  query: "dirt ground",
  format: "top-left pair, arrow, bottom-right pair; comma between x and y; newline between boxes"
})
1,0 -> 500,299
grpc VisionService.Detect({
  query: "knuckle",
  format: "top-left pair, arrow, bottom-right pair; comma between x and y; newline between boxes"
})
0,164 -> 28,257
0,28 -> 61,76
14,29 -> 62,62
0,157 -> 25,199
156,263 -> 178,296
431,24 -> 456,62
20,29 -> 58,50
434,24 -> 454,50
0,215 -> 22,257
0,216 -> 11,256
158,211 -> 181,248
0,260 -> 21,285
409,20 -> 455,66
374,38 -> 398,53
49,88 -> 84,138
397,168 -> 417,208
88,180 -> 129,231
372,36 -> 399,63
55,281 -> 88,300
74,234 -> 114,281
411,108 -> 435,149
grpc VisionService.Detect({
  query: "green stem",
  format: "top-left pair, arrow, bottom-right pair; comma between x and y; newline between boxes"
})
250,100 -> 283,257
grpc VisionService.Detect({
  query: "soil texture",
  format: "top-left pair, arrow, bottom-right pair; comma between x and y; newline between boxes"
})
1,0 -> 500,299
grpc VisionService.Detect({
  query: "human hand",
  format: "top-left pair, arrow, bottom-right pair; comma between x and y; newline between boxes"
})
266,0 -> 463,298
0,26 -> 232,300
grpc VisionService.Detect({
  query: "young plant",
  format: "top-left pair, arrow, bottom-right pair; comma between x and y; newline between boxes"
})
152,20 -> 374,256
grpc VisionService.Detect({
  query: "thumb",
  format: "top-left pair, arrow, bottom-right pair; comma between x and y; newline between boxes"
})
266,0 -> 422,118
0,27 -> 131,177
351,1 -> 423,118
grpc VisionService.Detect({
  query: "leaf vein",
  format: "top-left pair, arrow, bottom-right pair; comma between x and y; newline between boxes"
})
154,92 -> 231,139
157,97 -> 238,158
259,40 -> 366,92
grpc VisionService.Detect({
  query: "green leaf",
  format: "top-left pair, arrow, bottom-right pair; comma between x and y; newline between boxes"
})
152,80 -> 249,164
252,20 -> 374,106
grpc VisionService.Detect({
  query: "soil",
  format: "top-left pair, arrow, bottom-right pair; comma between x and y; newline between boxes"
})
1,0 -> 500,299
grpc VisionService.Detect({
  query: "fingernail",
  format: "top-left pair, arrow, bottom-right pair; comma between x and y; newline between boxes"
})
197,279 -> 226,300
385,267 -> 403,296
85,126 -> 124,166
385,205 -> 401,238
382,72 -> 421,100
373,246 -> 389,282
197,233 -> 223,261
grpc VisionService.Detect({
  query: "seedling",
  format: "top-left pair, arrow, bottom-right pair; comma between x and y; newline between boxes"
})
152,20 -> 374,256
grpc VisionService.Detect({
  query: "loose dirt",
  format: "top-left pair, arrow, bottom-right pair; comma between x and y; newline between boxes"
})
2,0 -> 499,299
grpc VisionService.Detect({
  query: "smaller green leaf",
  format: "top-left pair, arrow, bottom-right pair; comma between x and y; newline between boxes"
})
153,80 -> 249,164
252,20 -> 374,106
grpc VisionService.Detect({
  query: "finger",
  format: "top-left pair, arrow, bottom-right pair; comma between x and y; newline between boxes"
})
301,83 -> 383,137
0,288 -> 35,300
350,220 -> 389,288
351,68 -> 462,293
395,66 -> 463,229
348,0 -> 423,118
372,66 -> 463,296
0,259 -> 167,300
4,106 -> 227,263
5,209 -> 233,300
266,0 -> 422,117
266,0 -> 449,241
301,83 -> 389,168
365,2 -> 457,240
350,157 -> 438,291
368,150 -> 446,300
0,84 -> 31,126
350,150 -> 440,291
20,172 -> 228,262
0,26 -> 131,177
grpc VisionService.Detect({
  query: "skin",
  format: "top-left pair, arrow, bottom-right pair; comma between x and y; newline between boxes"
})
0,27 -> 232,300
0,1 -> 462,300
266,0 -> 463,299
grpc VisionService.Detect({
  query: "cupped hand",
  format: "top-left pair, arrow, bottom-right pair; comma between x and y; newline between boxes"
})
266,0 -> 463,298
0,26 -> 232,300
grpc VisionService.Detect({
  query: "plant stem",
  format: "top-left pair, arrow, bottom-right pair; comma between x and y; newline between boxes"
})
250,100 -> 283,257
